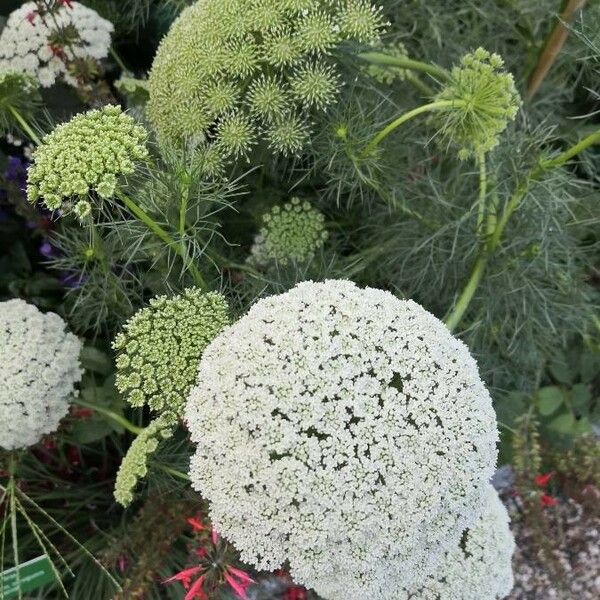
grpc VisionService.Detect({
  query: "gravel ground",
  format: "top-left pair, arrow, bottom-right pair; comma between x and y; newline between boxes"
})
506,491 -> 600,600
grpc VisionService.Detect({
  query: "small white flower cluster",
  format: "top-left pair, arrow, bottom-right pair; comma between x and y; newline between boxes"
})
186,280 -> 500,598
0,2 -> 113,88
399,484 -> 515,599
0,299 -> 82,450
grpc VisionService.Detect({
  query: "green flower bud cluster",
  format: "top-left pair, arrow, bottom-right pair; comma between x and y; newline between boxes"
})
114,412 -> 176,506
363,41 -> 408,84
253,197 -> 328,265
148,0 -> 387,169
0,70 -> 41,135
113,288 -> 230,416
26,105 -> 149,215
435,47 -> 521,159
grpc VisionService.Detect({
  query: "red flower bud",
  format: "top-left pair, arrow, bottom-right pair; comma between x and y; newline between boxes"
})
540,493 -> 558,507
534,472 -> 554,488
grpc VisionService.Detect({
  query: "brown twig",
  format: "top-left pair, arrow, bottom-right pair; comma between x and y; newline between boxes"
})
526,0 -> 587,101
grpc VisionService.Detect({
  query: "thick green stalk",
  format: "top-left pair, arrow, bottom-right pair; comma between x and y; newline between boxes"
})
116,190 -> 207,289
8,106 -> 42,146
539,128 -> 600,171
444,127 -> 600,331
362,99 -> 461,156
74,398 -> 144,435
358,52 -> 452,82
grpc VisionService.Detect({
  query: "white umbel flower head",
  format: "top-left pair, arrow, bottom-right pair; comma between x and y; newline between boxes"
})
400,484 -> 515,599
0,299 -> 82,450
185,280 -> 498,598
0,2 -> 113,88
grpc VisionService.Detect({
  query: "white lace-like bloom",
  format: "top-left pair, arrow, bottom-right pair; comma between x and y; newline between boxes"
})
0,299 -> 82,450
0,2 -> 113,88
186,280 -> 498,598
400,485 -> 515,599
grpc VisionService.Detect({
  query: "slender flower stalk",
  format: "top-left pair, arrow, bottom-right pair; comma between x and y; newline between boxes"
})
444,126 -> 600,331
361,99 -> 461,157
476,151 -> 488,234
73,397 -> 143,435
7,105 -> 42,145
358,52 -> 451,81
115,190 -> 207,289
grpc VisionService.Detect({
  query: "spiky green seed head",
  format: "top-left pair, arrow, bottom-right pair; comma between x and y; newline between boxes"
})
113,289 -> 230,416
26,105 -> 148,214
255,197 -> 328,264
265,115 -> 311,156
147,0 -> 386,162
434,48 -> 521,159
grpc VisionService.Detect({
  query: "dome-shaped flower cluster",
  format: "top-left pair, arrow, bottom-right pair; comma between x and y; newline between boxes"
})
435,47 -> 521,159
399,485 -> 515,599
0,298 -> 82,451
147,0 -> 386,167
0,2 -> 113,88
0,70 -> 41,135
185,279 -> 498,598
113,289 -> 230,417
250,198 -> 328,265
26,105 -> 148,216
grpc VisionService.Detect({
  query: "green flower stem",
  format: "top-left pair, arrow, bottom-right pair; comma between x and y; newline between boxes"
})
73,398 -> 144,435
539,127 -> 600,171
404,72 -> 435,97
8,106 -> 42,146
444,252 -> 489,332
109,46 -> 128,73
476,152 -> 488,234
445,127 -> 600,331
362,99 -> 462,157
115,190 -> 207,290
178,176 -> 191,266
358,52 -> 452,82
10,484 -> 21,600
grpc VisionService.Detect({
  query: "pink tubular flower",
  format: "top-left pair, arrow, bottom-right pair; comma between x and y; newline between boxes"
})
227,566 -> 255,584
184,574 -> 208,600
224,570 -> 253,600
211,527 -> 219,545
187,517 -> 206,532
58,0 -> 74,8
164,566 -> 203,589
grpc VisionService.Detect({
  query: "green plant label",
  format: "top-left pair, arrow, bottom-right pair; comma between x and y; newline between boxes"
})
0,555 -> 56,599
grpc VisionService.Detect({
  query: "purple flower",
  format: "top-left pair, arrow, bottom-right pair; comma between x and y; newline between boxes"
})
39,241 -> 56,258
4,156 -> 29,194
60,271 -> 87,289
